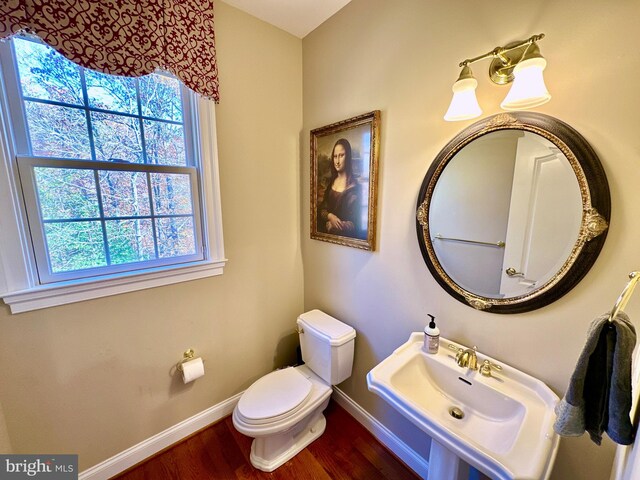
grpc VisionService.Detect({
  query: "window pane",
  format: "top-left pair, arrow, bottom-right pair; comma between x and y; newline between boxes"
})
34,167 -> 99,219
44,221 -> 107,272
25,102 -> 91,159
151,173 -> 193,215
139,74 -> 182,122
85,70 -> 138,114
13,38 -> 84,106
156,217 -> 196,258
92,112 -> 143,163
106,219 -> 156,265
99,170 -> 150,217
143,120 -> 186,165
7,36 -> 206,283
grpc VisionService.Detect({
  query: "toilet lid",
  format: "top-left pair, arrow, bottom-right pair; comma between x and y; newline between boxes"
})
237,368 -> 312,423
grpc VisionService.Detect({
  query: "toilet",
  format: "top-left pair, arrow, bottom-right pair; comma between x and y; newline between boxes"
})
232,309 -> 356,472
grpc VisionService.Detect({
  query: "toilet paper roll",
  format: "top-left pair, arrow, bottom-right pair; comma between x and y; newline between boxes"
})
181,357 -> 205,384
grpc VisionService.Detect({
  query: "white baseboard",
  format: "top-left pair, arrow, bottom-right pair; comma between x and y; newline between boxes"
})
332,387 -> 429,479
79,392 -> 243,480
79,387 -> 428,480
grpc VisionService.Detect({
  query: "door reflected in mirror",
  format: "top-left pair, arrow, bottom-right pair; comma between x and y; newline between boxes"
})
430,130 -> 582,299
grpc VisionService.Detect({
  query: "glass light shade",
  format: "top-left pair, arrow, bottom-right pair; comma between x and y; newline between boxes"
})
500,57 -> 551,110
444,77 -> 482,122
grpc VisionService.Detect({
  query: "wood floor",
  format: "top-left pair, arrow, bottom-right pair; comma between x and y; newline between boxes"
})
112,400 -> 421,480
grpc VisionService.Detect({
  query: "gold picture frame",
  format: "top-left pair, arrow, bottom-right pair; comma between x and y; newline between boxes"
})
310,111 -> 380,250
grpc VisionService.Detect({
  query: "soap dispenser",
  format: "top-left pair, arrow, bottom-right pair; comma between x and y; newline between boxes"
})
424,314 -> 440,354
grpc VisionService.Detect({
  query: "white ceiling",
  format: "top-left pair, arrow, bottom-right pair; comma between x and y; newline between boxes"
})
222,0 -> 352,38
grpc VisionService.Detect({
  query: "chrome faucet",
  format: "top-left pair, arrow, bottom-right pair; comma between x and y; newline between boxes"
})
448,344 -> 478,370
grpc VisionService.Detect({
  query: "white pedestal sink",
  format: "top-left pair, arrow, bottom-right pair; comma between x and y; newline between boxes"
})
367,333 -> 560,480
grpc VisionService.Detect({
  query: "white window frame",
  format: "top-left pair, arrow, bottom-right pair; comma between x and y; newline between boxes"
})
0,38 -> 226,313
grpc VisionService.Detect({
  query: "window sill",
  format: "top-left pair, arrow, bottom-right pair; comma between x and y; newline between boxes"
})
1,259 -> 227,314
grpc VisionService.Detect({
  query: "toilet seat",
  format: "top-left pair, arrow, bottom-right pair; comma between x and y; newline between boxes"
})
236,368 -> 313,425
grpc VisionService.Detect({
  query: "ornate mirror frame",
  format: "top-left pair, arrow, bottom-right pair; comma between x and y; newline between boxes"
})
416,112 -> 610,314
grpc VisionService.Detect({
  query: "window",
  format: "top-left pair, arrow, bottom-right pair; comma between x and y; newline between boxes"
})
0,37 -> 225,312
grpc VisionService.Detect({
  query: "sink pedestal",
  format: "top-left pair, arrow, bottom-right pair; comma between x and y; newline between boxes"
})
429,440 -> 469,480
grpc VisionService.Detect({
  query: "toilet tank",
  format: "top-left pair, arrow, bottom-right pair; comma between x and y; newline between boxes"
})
297,309 -> 356,385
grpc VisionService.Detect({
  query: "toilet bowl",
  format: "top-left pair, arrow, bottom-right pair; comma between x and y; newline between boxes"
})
233,365 -> 332,471
232,310 -> 356,472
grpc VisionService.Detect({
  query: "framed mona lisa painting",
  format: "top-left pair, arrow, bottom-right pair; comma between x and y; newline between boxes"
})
310,111 -> 380,251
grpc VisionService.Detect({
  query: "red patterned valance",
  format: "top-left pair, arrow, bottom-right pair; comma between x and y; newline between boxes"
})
0,0 -> 219,101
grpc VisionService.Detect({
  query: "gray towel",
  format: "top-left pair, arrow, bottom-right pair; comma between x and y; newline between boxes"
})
554,312 -> 636,445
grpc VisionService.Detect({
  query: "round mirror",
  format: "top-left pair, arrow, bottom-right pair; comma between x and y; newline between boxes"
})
416,112 -> 610,313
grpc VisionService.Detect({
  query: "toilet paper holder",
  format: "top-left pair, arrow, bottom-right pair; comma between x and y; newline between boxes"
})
176,349 -> 203,372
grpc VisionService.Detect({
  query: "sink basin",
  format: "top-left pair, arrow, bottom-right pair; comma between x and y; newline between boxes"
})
367,333 -> 560,480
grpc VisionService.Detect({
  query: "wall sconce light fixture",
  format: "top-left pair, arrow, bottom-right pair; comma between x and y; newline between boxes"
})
444,33 -> 550,122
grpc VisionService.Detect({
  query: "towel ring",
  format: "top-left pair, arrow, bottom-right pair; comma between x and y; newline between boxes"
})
608,271 -> 640,322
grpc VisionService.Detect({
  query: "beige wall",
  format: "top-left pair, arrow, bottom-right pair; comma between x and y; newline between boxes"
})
0,2 -> 303,470
302,1 -> 640,479
0,402 -> 11,453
